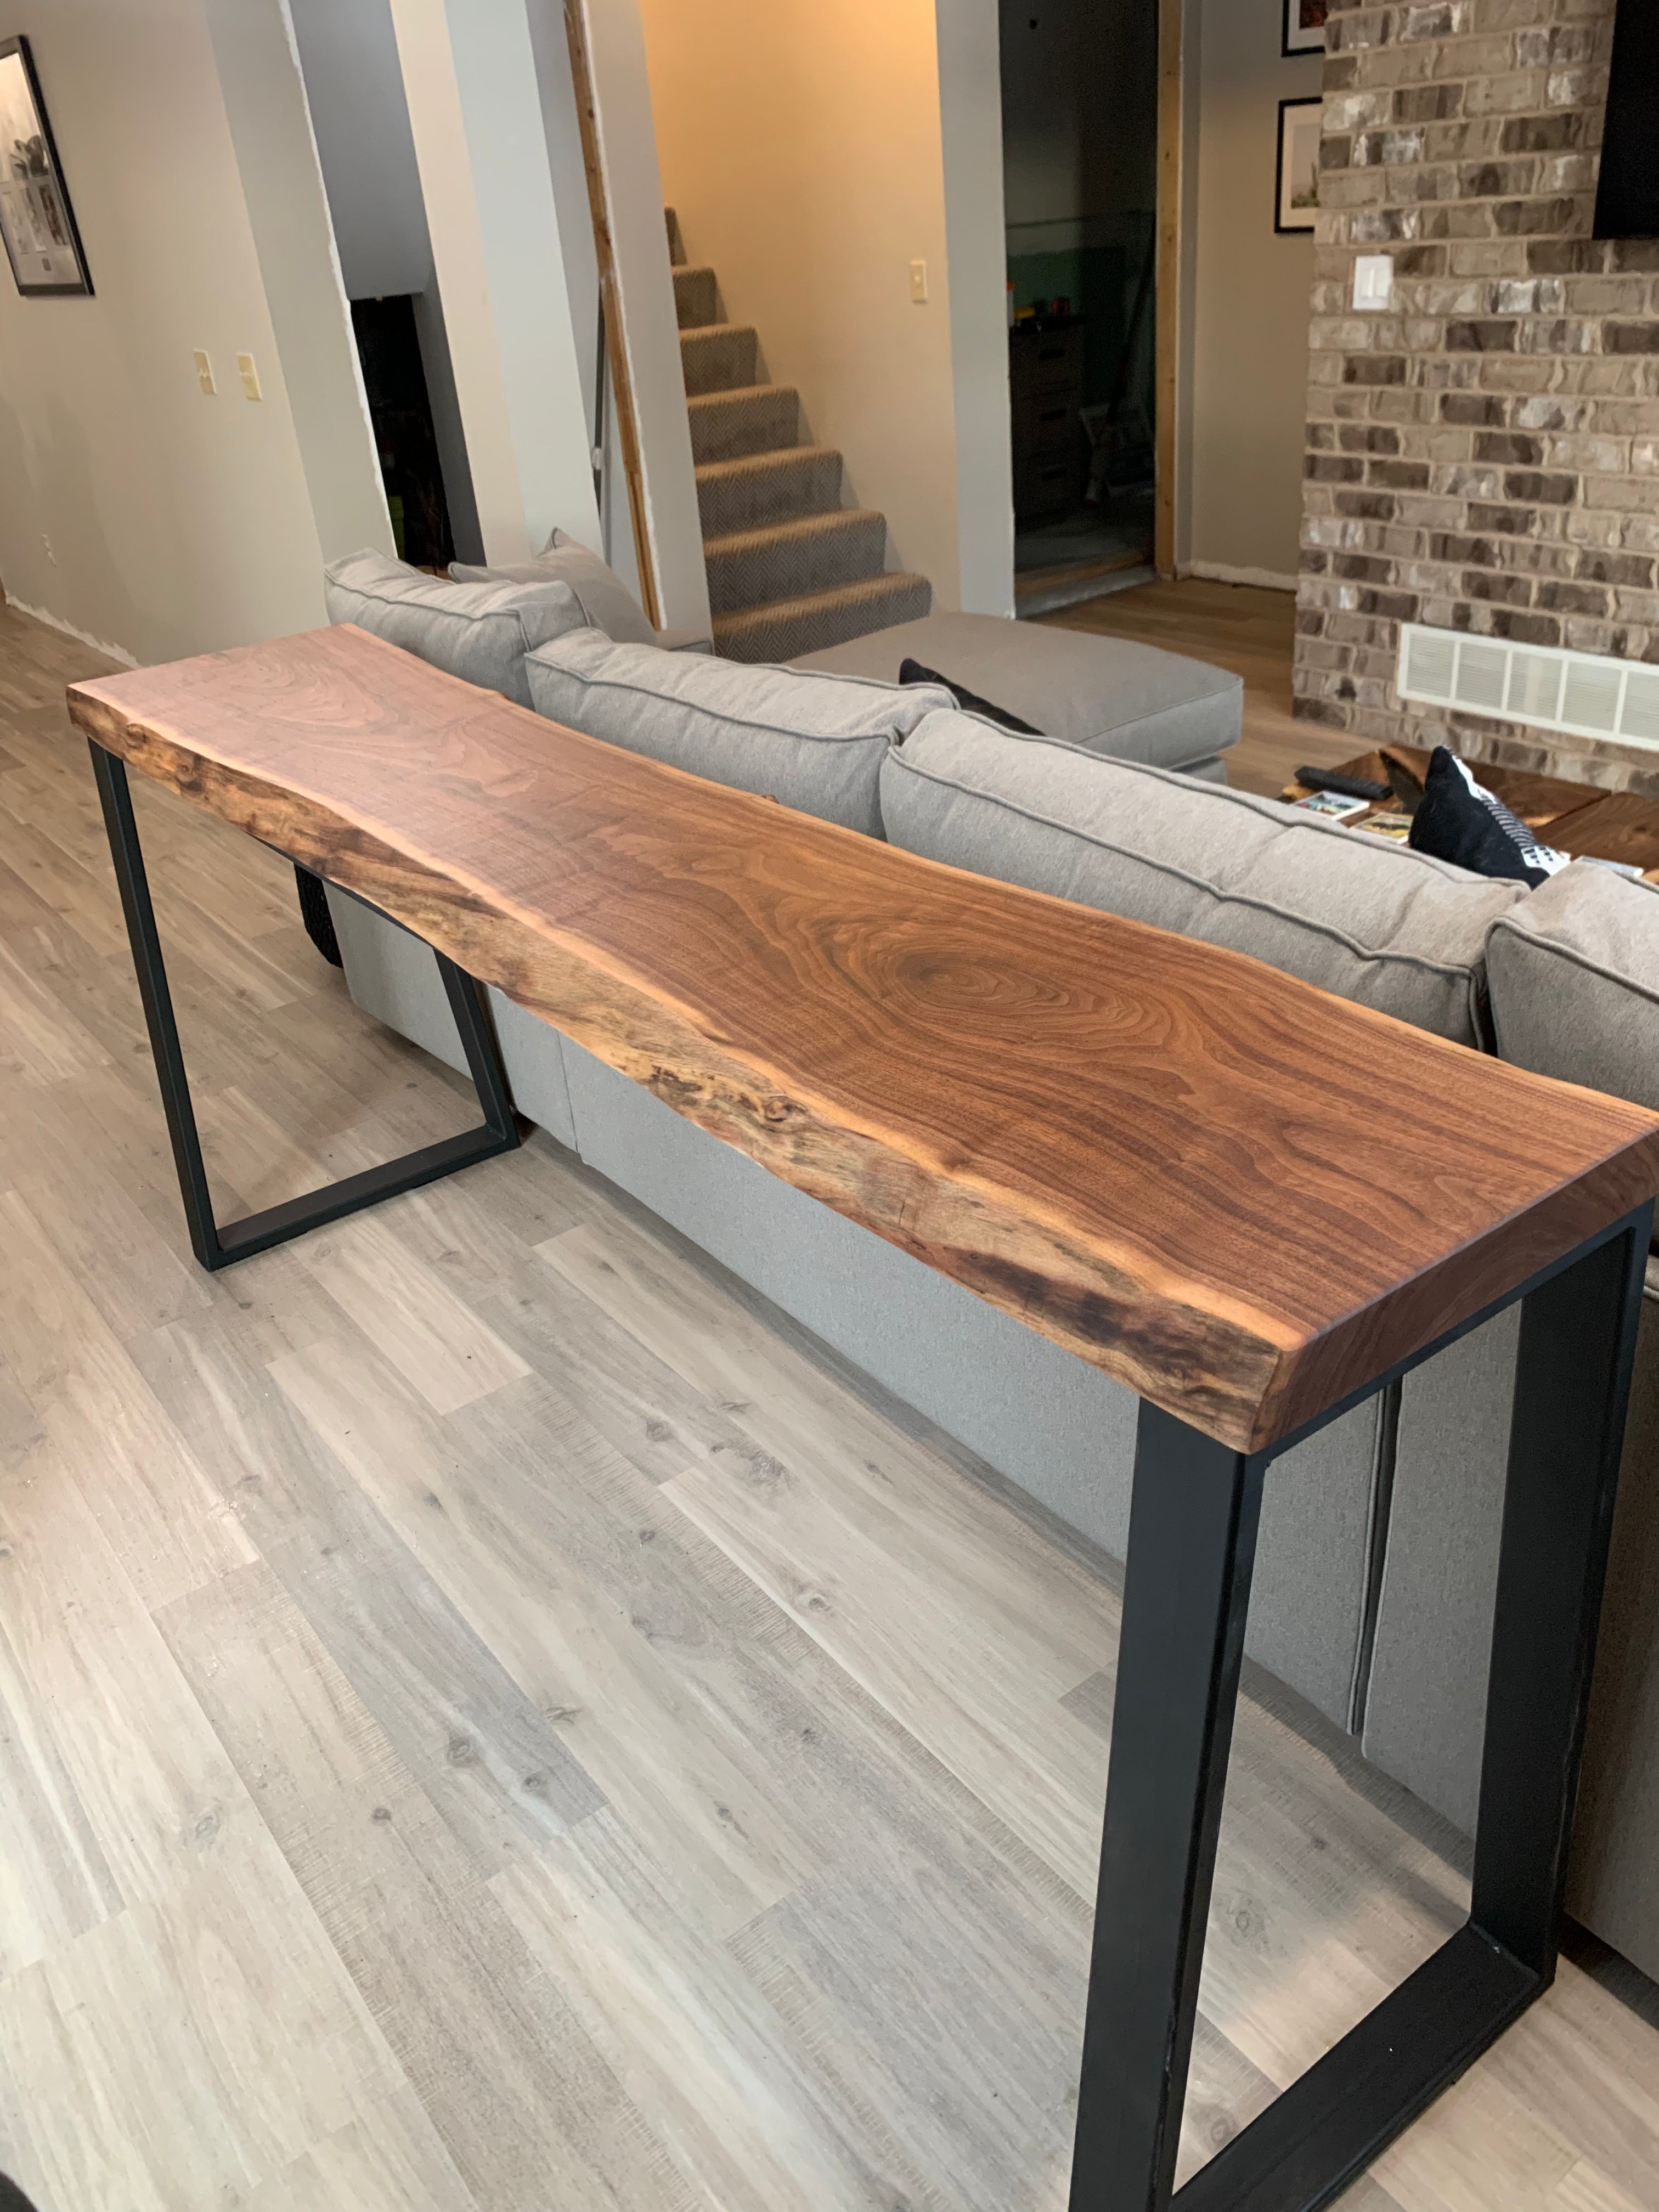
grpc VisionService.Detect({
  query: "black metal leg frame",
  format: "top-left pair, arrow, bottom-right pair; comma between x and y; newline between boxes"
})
90,740 -> 521,1272
1069,1209 -> 1651,2212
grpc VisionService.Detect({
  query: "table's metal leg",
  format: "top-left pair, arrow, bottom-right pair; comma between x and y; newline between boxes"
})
89,738 -> 522,1272
1069,1403 -> 1266,2211
1070,1209 -> 1650,2212
1469,1216 -> 1649,1976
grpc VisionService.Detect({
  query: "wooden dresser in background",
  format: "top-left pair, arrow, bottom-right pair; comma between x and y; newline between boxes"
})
1010,319 -> 1085,527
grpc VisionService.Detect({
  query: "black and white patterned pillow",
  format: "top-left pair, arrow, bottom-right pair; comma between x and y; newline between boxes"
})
1407,747 -> 1568,887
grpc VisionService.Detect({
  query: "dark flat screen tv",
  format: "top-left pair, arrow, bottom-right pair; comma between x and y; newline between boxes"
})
1595,0 -> 1659,238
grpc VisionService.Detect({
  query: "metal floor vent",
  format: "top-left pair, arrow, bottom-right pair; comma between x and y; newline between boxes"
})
1396,623 -> 1659,754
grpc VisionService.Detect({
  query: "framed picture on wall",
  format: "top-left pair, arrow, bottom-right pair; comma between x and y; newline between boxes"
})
1276,98 -> 1323,233
0,36 -> 92,297
1283,0 -> 1328,55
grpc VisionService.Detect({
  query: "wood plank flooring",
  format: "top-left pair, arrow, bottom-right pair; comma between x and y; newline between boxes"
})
1041,575 -> 1353,798
2,598 -> 1657,2210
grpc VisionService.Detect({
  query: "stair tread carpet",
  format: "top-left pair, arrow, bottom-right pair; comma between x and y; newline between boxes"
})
696,447 -> 845,538
680,323 -> 758,396
713,572 -> 933,664
673,266 -> 719,329
703,509 -> 889,616
687,383 -> 800,465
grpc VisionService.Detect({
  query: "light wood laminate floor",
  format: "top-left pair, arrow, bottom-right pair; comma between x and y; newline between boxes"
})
2,600 -> 1657,2212
1042,575 -> 1355,798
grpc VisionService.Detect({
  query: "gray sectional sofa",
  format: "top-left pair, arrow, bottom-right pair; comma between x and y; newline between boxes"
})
318,548 -> 1659,1988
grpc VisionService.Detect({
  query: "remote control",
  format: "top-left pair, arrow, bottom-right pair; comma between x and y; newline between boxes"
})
1295,766 -> 1391,802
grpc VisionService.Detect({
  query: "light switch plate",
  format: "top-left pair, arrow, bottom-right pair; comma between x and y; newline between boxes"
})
1352,255 -> 1393,311
909,258 -> 928,304
193,349 -> 216,395
237,352 -> 262,401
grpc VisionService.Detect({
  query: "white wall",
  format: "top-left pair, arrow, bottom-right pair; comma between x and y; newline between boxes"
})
1187,0 -> 1320,586
0,0 -> 391,665
636,0 -> 967,613
938,0 -> 1015,618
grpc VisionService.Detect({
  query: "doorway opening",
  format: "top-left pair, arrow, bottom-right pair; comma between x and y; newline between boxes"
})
1000,0 -> 1159,614
351,295 -> 456,573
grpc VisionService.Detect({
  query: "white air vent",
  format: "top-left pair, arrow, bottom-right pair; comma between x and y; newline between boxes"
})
1396,623 -> 1659,752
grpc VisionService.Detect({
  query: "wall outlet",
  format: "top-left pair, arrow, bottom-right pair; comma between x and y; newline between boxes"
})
237,352 -> 262,401
1352,255 -> 1394,311
41,533 -> 55,566
194,349 -> 216,395
909,258 -> 928,304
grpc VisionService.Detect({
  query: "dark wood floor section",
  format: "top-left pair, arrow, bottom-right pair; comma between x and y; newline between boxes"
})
2,598 -> 1656,2210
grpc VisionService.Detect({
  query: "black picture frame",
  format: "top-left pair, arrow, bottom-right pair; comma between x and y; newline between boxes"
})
0,35 -> 92,297
1283,0 -> 1327,57
1275,97 -> 1323,234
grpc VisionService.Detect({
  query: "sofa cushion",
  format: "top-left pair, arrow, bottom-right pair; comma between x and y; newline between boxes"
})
324,550 -> 586,707
881,713 -> 1528,1046
1487,861 -> 1659,1111
449,529 -> 659,646
793,611 -> 1242,772
524,630 -> 952,837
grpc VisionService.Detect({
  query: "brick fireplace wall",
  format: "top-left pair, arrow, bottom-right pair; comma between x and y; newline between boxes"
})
1294,0 -> 1659,789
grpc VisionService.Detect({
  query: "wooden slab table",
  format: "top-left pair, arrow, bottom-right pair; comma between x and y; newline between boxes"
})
68,627 -> 1659,2212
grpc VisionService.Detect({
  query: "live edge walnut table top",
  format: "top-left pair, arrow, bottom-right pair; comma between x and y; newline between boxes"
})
67,624 -> 1659,1457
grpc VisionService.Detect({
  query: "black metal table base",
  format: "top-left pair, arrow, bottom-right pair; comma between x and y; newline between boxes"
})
89,740 -> 521,1272
1070,1214 -> 1651,2211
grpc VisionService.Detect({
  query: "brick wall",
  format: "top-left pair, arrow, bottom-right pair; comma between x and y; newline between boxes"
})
1294,0 -> 1659,788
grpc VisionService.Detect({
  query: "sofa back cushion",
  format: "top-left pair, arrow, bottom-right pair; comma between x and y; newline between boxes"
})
880,712 -> 1527,1046
324,550 -> 586,706
1487,861 -> 1659,1110
449,529 -> 659,647
524,629 -> 950,837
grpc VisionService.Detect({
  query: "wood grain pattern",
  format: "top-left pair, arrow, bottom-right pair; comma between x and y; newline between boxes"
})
65,622 -> 1659,1453
8,595 -> 1659,2208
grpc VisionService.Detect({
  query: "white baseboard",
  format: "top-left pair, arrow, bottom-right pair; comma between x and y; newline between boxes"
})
4,593 -> 138,667
1182,561 -> 1299,594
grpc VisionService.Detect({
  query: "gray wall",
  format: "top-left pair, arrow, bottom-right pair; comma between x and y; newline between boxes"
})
1188,0 -> 1321,585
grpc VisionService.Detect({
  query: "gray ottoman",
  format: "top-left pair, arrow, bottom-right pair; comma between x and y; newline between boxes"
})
791,611 -> 1242,779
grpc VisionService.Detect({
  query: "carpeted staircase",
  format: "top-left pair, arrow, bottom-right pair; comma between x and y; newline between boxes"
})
667,209 -> 931,662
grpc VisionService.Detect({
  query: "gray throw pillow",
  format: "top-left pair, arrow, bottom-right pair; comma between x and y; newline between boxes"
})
324,549 -> 586,707
1487,860 -> 1659,1111
524,629 -> 951,837
449,530 -> 657,646
881,710 -> 1528,1047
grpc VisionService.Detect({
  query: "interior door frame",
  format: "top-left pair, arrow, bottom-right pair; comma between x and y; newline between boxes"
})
1154,0 -> 1184,580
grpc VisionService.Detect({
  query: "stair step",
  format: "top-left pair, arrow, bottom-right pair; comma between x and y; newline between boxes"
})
704,509 -> 889,616
680,322 -> 758,397
688,383 -> 800,465
673,264 -> 719,330
665,206 -> 686,267
696,446 -> 844,537
714,572 -> 934,665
